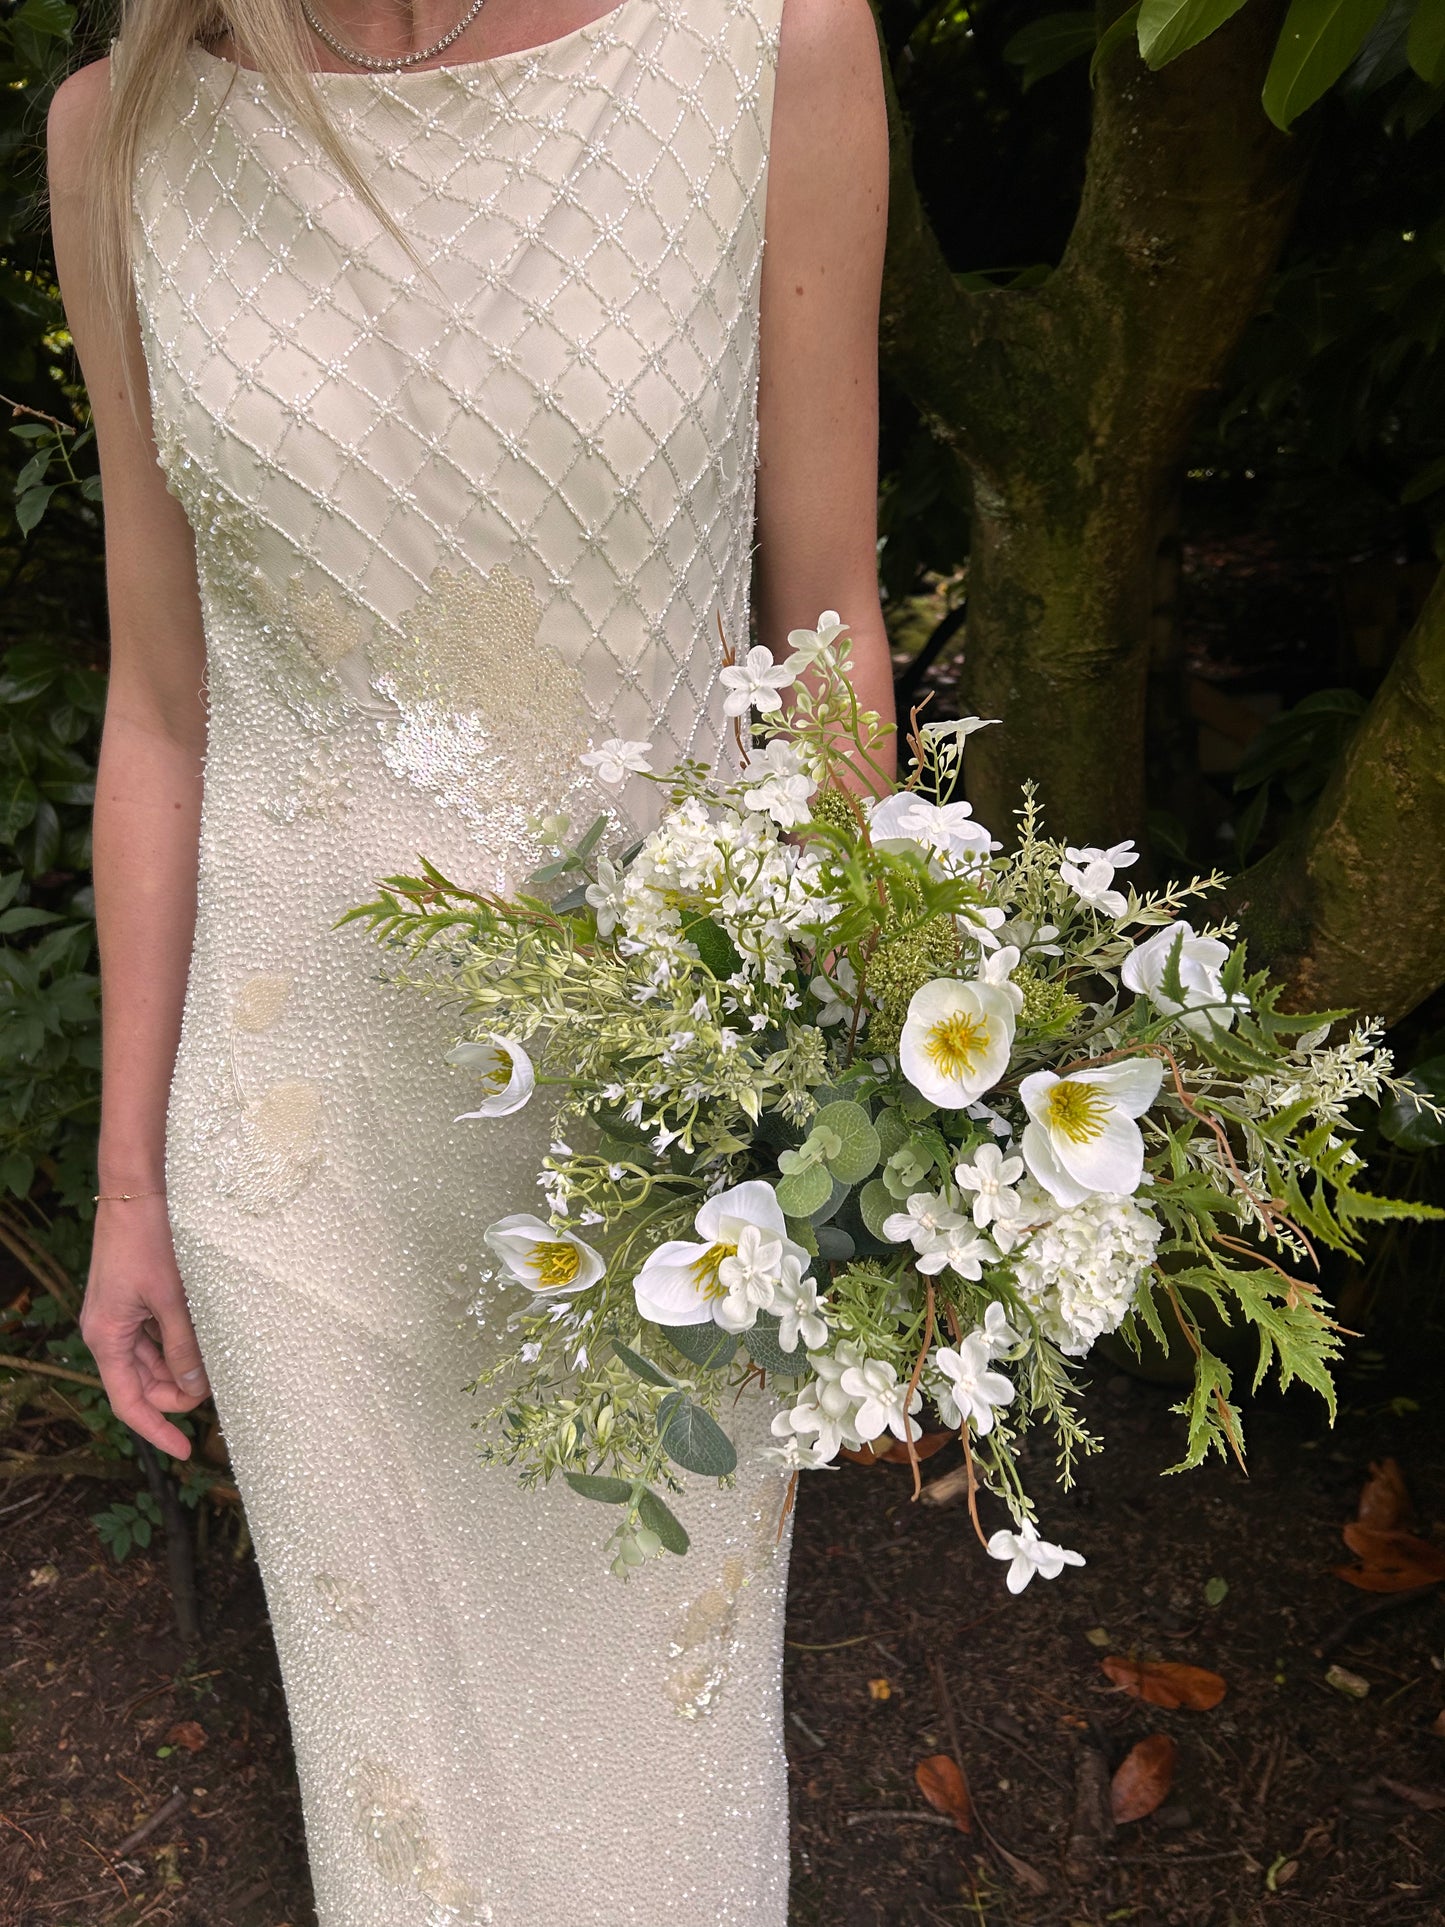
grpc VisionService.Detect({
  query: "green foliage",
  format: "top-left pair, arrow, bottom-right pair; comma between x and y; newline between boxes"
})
91,1489 -> 161,1562
1263,0 -> 1393,129
1231,689 -> 1368,860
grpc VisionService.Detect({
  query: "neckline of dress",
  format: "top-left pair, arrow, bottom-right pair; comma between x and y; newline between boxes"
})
190,0 -> 646,83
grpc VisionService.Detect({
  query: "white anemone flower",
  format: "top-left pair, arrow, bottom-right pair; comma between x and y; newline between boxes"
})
773,1256 -> 830,1353
954,1142 -> 1026,1228
933,1331 -> 1015,1435
720,644 -> 798,717
1121,920 -> 1246,1036
867,793 -> 999,867
838,1357 -> 924,1443
447,1036 -> 536,1119
986,1519 -> 1086,1593
900,978 -> 1017,1108
580,738 -> 652,785
1020,1056 -> 1165,1206
632,1179 -> 807,1327
483,1213 -> 605,1296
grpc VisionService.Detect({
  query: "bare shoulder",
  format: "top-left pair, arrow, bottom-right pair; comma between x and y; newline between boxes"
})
47,55 -> 112,204
773,0 -> 883,109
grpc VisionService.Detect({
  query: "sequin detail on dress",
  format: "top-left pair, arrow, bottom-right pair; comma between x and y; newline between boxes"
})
130,1 -> 796,1920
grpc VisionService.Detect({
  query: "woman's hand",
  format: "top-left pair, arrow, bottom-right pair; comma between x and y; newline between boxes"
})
81,1197 -> 210,1459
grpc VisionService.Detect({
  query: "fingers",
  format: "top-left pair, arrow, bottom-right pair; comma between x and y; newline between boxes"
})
86,1330 -> 196,1459
154,1302 -> 211,1401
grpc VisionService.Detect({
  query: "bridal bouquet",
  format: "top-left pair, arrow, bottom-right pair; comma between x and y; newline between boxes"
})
342,613 -> 1427,1586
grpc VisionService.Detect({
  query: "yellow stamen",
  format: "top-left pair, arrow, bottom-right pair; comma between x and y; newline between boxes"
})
689,1240 -> 737,1302
529,1240 -> 582,1287
1044,1079 -> 1110,1144
480,1048 -> 513,1093
924,1012 -> 992,1081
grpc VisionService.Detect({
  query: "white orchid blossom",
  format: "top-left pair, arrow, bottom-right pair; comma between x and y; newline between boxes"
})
632,1179 -> 808,1327
882,1189 -> 967,1253
1020,1056 -> 1165,1205
900,978 -> 1017,1108
447,1036 -> 536,1119
483,1214 -> 605,1296
838,1356 -> 924,1443
1121,920 -> 1246,1036
933,1331 -> 1015,1435
580,738 -> 652,785
954,1142 -> 1026,1228
773,1257 -> 830,1353
720,644 -> 798,717
986,1520 -> 1086,1593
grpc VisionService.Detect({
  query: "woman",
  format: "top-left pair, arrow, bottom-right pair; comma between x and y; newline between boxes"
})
48,0 -> 891,1915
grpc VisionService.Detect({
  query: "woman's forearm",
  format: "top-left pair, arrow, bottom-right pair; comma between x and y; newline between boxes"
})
92,707 -> 205,1192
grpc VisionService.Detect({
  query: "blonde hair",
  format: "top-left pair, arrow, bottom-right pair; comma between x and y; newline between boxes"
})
91,0 -> 416,359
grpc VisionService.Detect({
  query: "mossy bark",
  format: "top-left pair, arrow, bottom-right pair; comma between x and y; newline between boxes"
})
877,0 -> 1305,848
1225,570 -> 1445,1026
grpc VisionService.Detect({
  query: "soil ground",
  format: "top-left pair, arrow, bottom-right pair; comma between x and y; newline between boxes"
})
4,1346 -> 1443,1927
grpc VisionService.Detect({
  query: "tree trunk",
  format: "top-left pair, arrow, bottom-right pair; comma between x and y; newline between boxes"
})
877,0 -> 1307,849
1225,569 -> 1445,1026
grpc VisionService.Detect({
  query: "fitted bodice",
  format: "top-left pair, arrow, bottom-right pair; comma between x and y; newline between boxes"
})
130,0 -> 783,885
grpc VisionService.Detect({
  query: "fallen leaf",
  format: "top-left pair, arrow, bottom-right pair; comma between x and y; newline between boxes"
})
1355,1458 -> 1414,1531
1324,1664 -> 1370,1700
1335,1524 -> 1445,1593
164,1721 -> 208,1752
1431,1708 -> 1445,1739
1100,1658 -> 1226,1710
1083,1626 -> 1111,1648
915,1752 -> 973,1832
1110,1733 -> 1177,1823
1378,1777 -> 1445,1811
867,1677 -> 892,1701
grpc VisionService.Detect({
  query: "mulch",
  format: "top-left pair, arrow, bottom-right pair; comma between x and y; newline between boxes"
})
3,1357 -> 1444,1927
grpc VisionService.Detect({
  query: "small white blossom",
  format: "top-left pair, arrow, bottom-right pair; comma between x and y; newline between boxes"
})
1010,1190 -> 1163,1355
954,1142 -> 1026,1228
810,955 -> 860,1027
933,1331 -> 1015,1435
882,1189 -> 966,1253
986,1519 -> 1086,1593
839,1357 -> 924,1444
720,644 -> 798,716
580,738 -> 653,785
1059,854 -> 1129,919
915,1221 -> 999,1280
784,608 -> 849,670
773,1257 -> 830,1353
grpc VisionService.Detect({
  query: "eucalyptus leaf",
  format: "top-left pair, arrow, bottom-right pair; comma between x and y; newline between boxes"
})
662,1321 -> 739,1371
775,1161 -> 833,1216
813,1099 -> 881,1184
815,1224 -> 855,1262
610,1339 -> 676,1388
564,1471 -> 634,1504
745,1312 -> 807,1375
636,1486 -> 690,1555
861,1177 -> 900,1238
809,1175 -> 851,1226
656,1391 -> 738,1476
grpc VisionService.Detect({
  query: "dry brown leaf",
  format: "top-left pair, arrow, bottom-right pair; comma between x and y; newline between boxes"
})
164,1720 -> 207,1752
1334,1524 -> 1445,1593
1111,1733 -> 1177,1823
1100,1657 -> 1226,1710
1430,1708 -> 1445,1739
915,1752 -> 973,1832
1378,1777 -> 1445,1811
1355,1458 -> 1414,1531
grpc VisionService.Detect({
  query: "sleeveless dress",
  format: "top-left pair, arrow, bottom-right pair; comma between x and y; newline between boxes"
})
126,3 -> 794,1920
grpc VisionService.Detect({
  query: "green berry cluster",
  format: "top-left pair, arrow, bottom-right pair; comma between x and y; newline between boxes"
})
1016,966 -> 1083,1036
806,785 -> 861,836
865,914 -> 960,1055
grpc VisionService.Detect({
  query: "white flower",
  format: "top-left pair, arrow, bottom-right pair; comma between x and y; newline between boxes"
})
784,609 -> 849,670
867,793 -> 999,867
773,1256 -> 830,1353
975,944 -> 1024,1012
713,1223 -> 786,1334
900,978 -> 1017,1108
933,1332 -> 1015,1435
1121,920 -> 1246,1037
1065,840 -> 1139,871
584,854 -> 625,936
810,955 -> 860,1027
976,1299 -> 1023,1355
882,1189 -> 967,1253
771,1342 -> 872,1463
632,1179 -> 807,1328
986,1520 -> 1085,1593
720,644 -> 798,716
1020,1056 -> 1165,1205
954,1142 -> 1025,1228
447,1036 -> 536,1119
482,1214 -> 605,1296
580,738 -> 652,785
1059,854 -> 1129,919
1010,1191 -> 1163,1355
838,1357 -> 923,1443
915,1221 -> 999,1280
740,740 -> 817,828
919,715 -> 998,745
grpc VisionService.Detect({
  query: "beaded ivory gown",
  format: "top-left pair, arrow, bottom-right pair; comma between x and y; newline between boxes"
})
126,0 -> 796,1919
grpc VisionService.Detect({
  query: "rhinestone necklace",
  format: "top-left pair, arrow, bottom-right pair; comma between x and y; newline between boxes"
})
297,0 -> 490,70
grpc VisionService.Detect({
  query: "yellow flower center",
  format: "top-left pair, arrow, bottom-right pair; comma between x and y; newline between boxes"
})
924,1011 -> 992,1082
689,1240 -> 737,1302
480,1048 -> 513,1093
528,1240 -> 581,1287
1044,1079 -> 1110,1144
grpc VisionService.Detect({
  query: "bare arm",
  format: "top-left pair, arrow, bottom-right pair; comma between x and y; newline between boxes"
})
49,58 -> 213,1456
754,0 -> 895,785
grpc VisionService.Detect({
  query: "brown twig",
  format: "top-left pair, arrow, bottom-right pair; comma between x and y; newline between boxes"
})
0,1351 -> 104,1391
902,1281 -> 936,1501
109,1787 -> 189,1859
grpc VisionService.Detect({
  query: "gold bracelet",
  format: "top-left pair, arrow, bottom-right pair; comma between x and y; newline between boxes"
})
93,1188 -> 166,1202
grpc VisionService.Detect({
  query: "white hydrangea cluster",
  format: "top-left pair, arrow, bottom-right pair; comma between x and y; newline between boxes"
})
1007,1188 -> 1163,1357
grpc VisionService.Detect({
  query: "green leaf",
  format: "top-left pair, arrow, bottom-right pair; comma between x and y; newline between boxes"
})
564,1470 -> 634,1504
661,1321 -> 738,1371
1262,0 -> 1391,128
774,1161 -> 833,1217
815,1224 -> 855,1262
656,1391 -> 738,1476
1407,0 -> 1445,82
15,0 -> 76,40
745,1311 -> 808,1376
1379,1056 -> 1445,1150
610,1339 -> 676,1388
1090,1 -> 1143,83
812,1100 -> 881,1185
15,486 -> 56,537
636,1486 -> 690,1555
680,914 -> 742,980
859,1178 -> 898,1241
1002,10 -> 1097,89
0,906 -> 61,934
1138,0 -> 1250,63
1204,1575 -> 1229,1606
